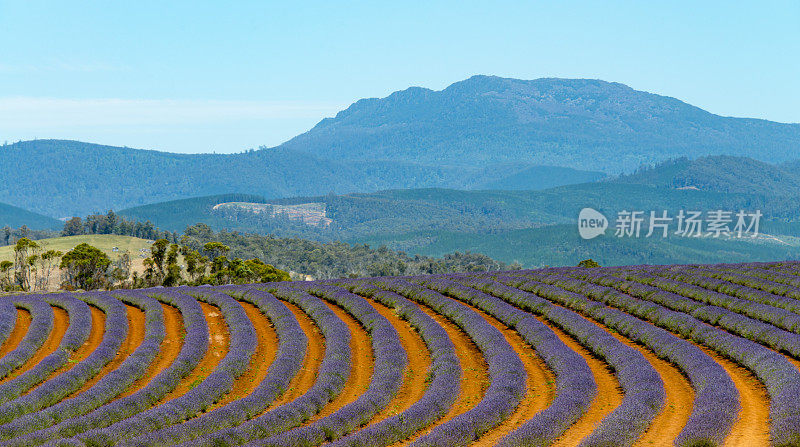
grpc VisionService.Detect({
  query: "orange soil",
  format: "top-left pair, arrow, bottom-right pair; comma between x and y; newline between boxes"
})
307,299 -> 374,421
399,303 -> 489,445
470,304 -> 557,445
549,316 -> 624,447
0,308 -> 31,359
69,304 -> 146,397
701,346 -> 770,447
24,305 -> 106,395
1,306 -> 68,384
363,297 -> 432,423
269,301 -> 324,408
117,303 -> 182,398
602,330 -> 695,446
161,302 -> 229,402
215,300 -> 278,406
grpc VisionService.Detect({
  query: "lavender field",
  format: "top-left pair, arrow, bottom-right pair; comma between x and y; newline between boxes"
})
1,261 -> 800,446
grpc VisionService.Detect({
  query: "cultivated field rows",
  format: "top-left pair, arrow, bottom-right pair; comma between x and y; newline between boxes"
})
1,261 -> 800,446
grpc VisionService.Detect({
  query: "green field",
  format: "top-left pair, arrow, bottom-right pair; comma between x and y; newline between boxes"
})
0,234 -> 154,264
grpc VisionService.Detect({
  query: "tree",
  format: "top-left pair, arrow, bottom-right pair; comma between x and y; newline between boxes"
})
13,238 -> 40,290
1,226 -> 11,246
60,243 -> 111,290
62,217 -> 84,236
577,259 -> 601,268
0,260 -> 13,289
203,241 -> 229,261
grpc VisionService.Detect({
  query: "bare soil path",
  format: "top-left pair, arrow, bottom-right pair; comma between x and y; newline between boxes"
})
70,304 -> 145,397
307,299 -> 374,421
216,300 -> 278,406
469,303 -> 557,445
398,303 -> 489,445
24,305 -> 106,395
268,301 -> 324,408
160,302 -> 228,402
1,306 -> 68,384
703,346 -> 770,447
0,308 -> 31,359
549,316 -> 623,447
363,296 -> 432,423
117,303 -> 182,399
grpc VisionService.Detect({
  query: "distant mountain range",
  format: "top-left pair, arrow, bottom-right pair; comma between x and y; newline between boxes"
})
2,75 -> 799,217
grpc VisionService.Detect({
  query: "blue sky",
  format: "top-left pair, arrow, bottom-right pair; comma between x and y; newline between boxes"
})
1,1 -> 798,153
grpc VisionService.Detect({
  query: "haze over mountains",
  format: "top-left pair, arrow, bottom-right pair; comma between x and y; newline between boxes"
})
1,75 -> 799,219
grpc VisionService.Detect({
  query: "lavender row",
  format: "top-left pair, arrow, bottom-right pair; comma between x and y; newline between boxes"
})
440,275 -> 662,447
24,289 -> 207,445
695,265 -> 800,300
249,282 -> 406,446
423,275 -> 595,446
327,281 -> 461,447
650,267 -> 800,315
0,293 -> 98,422
721,264 -> 800,290
0,291 -> 165,443
0,297 -> 53,380
0,293 -> 93,410
571,269 -> 800,360
179,285 -> 351,447
516,270 -> 800,446
494,272 -> 737,446
372,278 -> 527,447
80,287 -> 257,445
606,268 -> 800,334
122,287 -> 305,446
0,298 -> 16,349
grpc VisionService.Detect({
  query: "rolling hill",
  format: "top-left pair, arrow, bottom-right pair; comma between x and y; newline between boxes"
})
613,155 -> 800,195
3,76 -> 799,217
0,202 -> 61,230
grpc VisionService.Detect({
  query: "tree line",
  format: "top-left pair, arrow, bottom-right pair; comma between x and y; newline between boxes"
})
1,236 -> 290,292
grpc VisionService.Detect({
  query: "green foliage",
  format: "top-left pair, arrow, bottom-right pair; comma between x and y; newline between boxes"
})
578,259 -> 601,268
60,243 -> 112,290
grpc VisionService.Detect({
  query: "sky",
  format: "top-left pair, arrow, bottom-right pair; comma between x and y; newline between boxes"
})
1,1 -> 798,154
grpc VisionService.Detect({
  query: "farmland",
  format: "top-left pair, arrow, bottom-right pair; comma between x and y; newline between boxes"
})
1,261 -> 800,446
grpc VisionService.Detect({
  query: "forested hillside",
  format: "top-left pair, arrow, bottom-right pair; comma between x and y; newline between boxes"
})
614,155 -> 800,195
281,75 -> 800,172
3,76 -> 800,217
0,202 -> 61,229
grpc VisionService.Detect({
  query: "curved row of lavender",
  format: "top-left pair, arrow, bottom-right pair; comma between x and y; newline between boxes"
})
3,260 -> 800,445
492,274 -> 739,446
375,278 -> 528,447
77,288 -> 257,446
433,276 -> 662,447
120,287 -> 307,446
0,298 -> 17,350
0,296 -> 54,380
519,269 -> 800,447
423,275 -> 596,447
328,281 -> 461,447
1,292 -> 165,442
248,283 -> 406,446
181,286 -> 352,446
16,289 -> 208,445
0,294 -> 93,411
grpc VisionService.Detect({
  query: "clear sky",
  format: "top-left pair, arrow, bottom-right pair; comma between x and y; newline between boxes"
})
1,1 -> 798,153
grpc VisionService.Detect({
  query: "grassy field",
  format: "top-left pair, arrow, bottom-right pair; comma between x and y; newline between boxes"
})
0,234 -> 154,264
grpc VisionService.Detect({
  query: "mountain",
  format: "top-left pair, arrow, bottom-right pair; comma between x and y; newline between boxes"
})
613,155 -> 800,195
0,202 -> 61,229
280,75 -> 800,172
0,140 -> 603,217
119,179 -> 799,239
118,185 -> 800,268
3,76 -> 799,216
